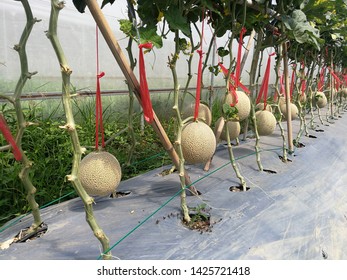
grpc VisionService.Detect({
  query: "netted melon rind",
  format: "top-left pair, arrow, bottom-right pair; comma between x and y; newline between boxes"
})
280,101 -> 299,120
315,91 -> 328,108
255,110 -> 277,136
181,121 -> 216,164
182,103 -> 212,126
224,91 -> 251,121
214,117 -> 240,141
255,102 -> 272,112
78,151 -> 122,196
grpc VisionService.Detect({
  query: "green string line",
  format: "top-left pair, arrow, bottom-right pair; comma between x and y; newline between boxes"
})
0,190 -> 76,233
130,152 -> 167,166
97,146 -> 283,259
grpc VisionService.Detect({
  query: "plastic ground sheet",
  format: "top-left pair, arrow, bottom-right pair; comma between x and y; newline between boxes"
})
1,110 -> 347,260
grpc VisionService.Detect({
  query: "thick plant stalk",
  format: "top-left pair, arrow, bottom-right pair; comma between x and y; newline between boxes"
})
13,0 -> 42,234
282,41 -> 294,153
169,30 -> 190,223
46,0 -> 111,260
84,0 -> 197,194
225,123 -> 247,191
250,103 -> 263,171
223,25 -> 247,189
180,34 -> 200,110
273,46 -> 288,162
246,31 -> 263,170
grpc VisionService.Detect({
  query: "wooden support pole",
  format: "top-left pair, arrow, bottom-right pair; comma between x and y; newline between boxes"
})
84,0 -> 196,192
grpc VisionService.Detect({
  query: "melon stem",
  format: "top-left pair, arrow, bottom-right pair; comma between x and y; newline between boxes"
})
47,0 -> 111,260
12,0 -> 42,235
169,30 -> 191,223
225,123 -> 247,191
273,46 -> 288,162
250,104 -> 263,171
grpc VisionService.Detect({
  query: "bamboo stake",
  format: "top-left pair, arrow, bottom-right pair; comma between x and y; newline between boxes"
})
84,0 -> 196,193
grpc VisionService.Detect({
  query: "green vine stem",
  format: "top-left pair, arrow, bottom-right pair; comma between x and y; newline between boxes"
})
13,0 -> 42,234
169,30 -> 191,223
282,40 -> 294,154
180,32 -> 200,110
274,45 -> 288,162
301,61 -> 315,136
247,31 -> 264,171
46,0 -> 111,260
223,2 -> 247,189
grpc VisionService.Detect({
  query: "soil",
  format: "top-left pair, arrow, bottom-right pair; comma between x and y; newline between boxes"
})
278,155 -> 292,162
110,191 -> 132,198
229,185 -> 250,192
14,223 -> 48,243
263,169 -> 277,174
293,140 -> 305,148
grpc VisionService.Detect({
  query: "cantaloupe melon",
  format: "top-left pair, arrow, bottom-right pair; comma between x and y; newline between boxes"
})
78,151 -> 122,196
340,88 -> 347,98
314,91 -> 327,108
255,102 -> 272,112
224,91 -> 251,121
255,110 -> 277,136
214,117 -> 240,141
181,121 -> 216,164
279,97 -> 298,120
182,102 -> 212,126
299,92 -> 307,103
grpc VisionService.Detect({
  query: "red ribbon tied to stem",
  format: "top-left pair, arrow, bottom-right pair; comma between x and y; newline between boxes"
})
219,27 -> 249,107
139,43 -> 154,123
328,67 -> 342,91
318,67 -> 326,91
95,71 -> 105,150
0,114 -> 22,161
194,49 -> 204,121
256,53 -> 275,108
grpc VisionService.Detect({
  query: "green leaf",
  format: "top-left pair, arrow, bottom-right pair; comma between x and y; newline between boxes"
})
217,47 -> 229,57
101,0 -> 116,9
282,10 -> 321,50
222,103 -> 238,120
72,0 -> 86,13
139,26 -> 163,48
164,5 -> 191,36
118,19 -> 133,37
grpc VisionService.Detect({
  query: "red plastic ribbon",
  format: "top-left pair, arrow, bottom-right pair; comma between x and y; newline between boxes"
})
318,67 -> 326,91
95,71 -> 105,150
280,74 -> 285,96
328,67 -> 342,91
139,43 -> 154,123
95,25 -> 105,150
219,63 -> 238,106
235,27 -> 247,89
219,63 -> 250,106
194,11 -> 205,121
194,49 -> 204,121
299,62 -> 305,94
217,28 -> 249,107
290,64 -> 296,100
0,114 -> 22,161
256,53 -> 275,108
